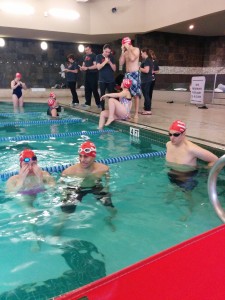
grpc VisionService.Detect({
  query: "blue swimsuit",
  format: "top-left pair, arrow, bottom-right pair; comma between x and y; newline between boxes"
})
12,81 -> 23,99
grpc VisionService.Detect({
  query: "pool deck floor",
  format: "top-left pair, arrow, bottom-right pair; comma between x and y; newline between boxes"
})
2,94 -> 225,150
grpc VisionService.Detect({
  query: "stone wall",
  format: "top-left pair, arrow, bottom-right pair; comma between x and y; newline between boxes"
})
0,33 -> 224,90
0,38 -> 103,89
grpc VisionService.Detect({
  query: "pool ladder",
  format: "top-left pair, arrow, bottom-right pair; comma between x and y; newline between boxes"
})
208,154 -> 225,223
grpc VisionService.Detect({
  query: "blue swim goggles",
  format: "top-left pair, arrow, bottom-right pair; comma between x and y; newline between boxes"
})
23,156 -> 37,163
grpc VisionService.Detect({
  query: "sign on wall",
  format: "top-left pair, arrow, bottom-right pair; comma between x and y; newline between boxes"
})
190,76 -> 206,105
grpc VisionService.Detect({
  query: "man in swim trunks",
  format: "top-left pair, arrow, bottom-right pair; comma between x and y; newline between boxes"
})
11,72 -> 27,109
6,149 -> 55,195
60,141 -> 116,214
119,37 -> 141,118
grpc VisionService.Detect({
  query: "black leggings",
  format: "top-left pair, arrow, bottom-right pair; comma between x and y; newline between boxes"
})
68,81 -> 79,104
141,81 -> 152,111
85,73 -> 100,106
99,81 -> 115,110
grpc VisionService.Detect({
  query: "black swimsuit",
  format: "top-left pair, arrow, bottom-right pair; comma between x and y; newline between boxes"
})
12,81 -> 23,99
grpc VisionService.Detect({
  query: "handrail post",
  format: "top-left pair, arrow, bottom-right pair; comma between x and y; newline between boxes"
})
208,155 -> 225,222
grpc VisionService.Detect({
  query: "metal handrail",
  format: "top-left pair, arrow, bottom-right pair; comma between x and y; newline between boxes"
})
212,67 -> 225,104
208,155 -> 225,222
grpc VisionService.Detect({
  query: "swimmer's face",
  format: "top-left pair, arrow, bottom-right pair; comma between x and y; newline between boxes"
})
21,161 -> 38,174
103,48 -> 111,57
169,131 -> 184,145
79,154 -> 95,169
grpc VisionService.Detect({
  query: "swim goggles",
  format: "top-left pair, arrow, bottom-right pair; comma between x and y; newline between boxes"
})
78,147 -> 96,154
23,156 -> 37,162
168,132 -> 182,137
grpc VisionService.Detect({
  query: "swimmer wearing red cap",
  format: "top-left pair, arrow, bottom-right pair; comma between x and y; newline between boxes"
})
61,141 -> 116,215
6,149 -> 55,194
98,78 -> 132,129
47,92 -> 62,117
119,37 -> 141,118
11,72 -> 27,109
166,120 -> 218,169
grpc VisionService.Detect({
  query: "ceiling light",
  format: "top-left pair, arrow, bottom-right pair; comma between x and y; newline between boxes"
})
41,41 -> 48,50
189,24 -> 194,30
0,1 -> 34,15
0,38 -> 5,47
49,8 -> 80,20
78,44 -> 85,53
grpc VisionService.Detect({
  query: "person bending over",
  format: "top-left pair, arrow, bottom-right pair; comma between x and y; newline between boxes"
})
47,92 -> 61,117
119,37 -> 141,118
98,78 -> 132,129
11,72 -> 27,109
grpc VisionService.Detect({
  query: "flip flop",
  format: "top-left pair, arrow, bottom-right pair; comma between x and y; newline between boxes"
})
141,111 -> 152,115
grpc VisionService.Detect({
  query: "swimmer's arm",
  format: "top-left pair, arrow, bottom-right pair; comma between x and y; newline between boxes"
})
119,48 -> 126,66
6,176 -> 25,193
11,80 -> 20,90
101,90 -> 127,100
21,82 -> 27,90
192,145 -> 218,167
61,165 -> 78,176
43,172 -> 56,187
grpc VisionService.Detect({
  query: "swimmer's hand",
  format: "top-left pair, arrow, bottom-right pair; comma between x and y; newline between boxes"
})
32,165 -> 44,183
100,94 -> 108,100
18,164 -> 30,182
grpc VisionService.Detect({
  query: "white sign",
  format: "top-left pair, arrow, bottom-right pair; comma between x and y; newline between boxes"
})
130,127 -> 139,137
190,76 -> 206,104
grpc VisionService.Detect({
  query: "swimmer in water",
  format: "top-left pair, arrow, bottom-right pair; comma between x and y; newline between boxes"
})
54,141 -> 117,235
6,149 -> 55,251
47,92 -> 62,118
11,72 -> 27,109
165,120 -> 218,220
6,149 -> 55,195
98,78 -> 132,129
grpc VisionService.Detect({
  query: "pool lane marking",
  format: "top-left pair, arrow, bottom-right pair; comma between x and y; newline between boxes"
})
0,118 -> 85,127
0,129 -> 116,143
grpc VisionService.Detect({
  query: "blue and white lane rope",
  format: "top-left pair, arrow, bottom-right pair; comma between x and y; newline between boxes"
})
0,112 -> 44,117
0,129 -> 116,143
0,151 -> 166,181
0,118 -> 84,127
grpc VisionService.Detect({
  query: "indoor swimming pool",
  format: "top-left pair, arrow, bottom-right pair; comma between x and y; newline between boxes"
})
0,102 -> 223,299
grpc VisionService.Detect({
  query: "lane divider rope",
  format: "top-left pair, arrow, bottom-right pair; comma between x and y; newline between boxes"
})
0,129 -> 116,142
0,151 -> 166,181
0,112 -> 44,117
0,118 -> 84,127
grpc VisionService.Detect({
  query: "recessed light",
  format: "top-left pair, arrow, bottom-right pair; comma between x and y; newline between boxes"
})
48,8 -> 80,20
189,24 -> 194,30
41,41 -> 48,50
0,38 -> 5,47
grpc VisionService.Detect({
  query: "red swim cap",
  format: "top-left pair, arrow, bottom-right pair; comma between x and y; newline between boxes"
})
79,141 -> 96,158
19,149 -> 37,163
122,37 -> 132,45
48,98 -> 56,107
49,92 -> 56,99
16,73 -> 22,78
122,78 -> 132,89
169,120 -> 186,133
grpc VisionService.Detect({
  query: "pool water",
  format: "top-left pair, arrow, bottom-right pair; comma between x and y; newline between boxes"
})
0,102 -> 223,299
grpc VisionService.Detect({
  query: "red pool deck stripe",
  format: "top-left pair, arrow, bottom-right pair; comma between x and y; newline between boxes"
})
56,224 -> 225,300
